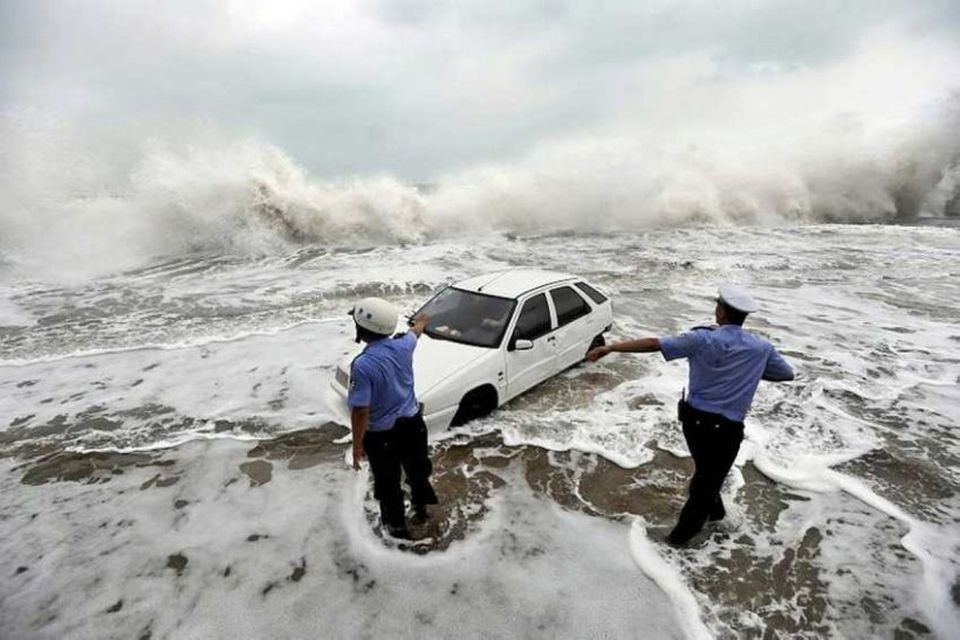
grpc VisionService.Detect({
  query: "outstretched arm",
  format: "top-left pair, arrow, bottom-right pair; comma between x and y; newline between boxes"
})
586,337 -> 661,362
410,314 -> 430,338
762,348 -> 795,381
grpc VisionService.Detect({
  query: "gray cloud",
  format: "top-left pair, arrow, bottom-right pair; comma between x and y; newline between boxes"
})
2,0 -> 959,180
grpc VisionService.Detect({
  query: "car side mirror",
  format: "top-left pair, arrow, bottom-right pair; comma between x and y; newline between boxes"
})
513,339 -> 534,351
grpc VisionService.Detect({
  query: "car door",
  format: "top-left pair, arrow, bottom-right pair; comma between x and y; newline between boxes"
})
548,285 -> 594,371
505,292 -> 557,399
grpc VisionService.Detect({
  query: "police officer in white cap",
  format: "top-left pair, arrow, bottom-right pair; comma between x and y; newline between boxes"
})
348,297 -> 438,539
586,284 -> 794,546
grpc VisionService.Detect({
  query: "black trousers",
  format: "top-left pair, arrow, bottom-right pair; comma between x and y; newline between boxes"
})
668,402 -> 744,545
362,412 -> 438,530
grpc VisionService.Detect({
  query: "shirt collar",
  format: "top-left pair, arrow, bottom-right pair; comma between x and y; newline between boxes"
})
362,337 -> 389,353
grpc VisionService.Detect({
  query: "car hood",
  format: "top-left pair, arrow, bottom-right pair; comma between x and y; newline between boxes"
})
333,334 -> 490,398
414,334 -> 490,397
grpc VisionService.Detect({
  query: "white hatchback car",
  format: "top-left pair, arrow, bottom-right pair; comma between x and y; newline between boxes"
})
331,269 -> 613,432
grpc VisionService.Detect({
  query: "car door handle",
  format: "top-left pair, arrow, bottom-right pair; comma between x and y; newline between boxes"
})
546,336 -> 556,342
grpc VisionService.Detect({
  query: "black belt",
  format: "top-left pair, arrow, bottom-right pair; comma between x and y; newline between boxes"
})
678,397 -> 743,429
366,410 -> 422,436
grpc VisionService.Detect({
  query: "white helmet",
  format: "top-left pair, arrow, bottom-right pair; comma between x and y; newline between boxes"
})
351,297 -> 399,336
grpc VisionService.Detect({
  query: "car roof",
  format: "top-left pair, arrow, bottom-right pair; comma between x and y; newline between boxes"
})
453,269 -> 580,299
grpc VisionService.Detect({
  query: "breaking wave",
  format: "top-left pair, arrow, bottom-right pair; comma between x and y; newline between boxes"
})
1,94 -> 959,277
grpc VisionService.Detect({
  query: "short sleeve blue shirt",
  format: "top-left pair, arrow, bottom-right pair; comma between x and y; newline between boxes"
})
659,325 -> 793,422
348,332 -> 420,431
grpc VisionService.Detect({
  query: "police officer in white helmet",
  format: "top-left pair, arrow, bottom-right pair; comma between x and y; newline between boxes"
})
586,284 -> 794,547
348,298 -> 438,539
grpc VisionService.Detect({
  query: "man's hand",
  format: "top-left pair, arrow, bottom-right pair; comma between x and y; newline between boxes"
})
352,441 -> 365,470
587,338 -> 659,361
586,345 -> 612,362
410,314 -> 430,337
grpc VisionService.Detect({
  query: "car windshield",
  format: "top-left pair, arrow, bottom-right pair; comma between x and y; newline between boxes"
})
416,287 -> 516,348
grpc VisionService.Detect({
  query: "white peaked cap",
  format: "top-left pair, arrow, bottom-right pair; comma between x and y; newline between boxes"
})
717,284 -> 760,313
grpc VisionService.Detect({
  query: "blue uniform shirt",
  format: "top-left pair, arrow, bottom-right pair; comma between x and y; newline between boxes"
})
659,325 -> 794,422
348,332 -> 420,431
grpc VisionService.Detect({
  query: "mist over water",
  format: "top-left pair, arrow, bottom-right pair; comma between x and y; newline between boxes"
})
2,26 -> 959,279
3,105 -> 958,278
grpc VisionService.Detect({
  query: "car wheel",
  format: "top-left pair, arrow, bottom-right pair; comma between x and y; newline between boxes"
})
589,334 -> 606,349
451,385 -> 498,427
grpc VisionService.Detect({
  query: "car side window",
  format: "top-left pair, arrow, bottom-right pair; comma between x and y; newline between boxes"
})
513,294 -> 552,341
551,286 -> 590,327
574,281 -> 608,304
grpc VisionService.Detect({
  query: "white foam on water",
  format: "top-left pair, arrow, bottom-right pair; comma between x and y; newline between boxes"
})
0,442 -> 685,639
752,454 -> 960,638
496,337 -> 692,467
0,237 -> 511,363
629,521 -> 713,640
498,408 -> 656,469
0,317 -> 341,368
0,289 -> 35,327
67,429 -> 266,455
457,224 -> 959,636
2,225 -> 958,636
0,320 -> 355,450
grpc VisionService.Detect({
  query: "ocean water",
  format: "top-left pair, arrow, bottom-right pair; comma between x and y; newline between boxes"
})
1,218 -> 958,638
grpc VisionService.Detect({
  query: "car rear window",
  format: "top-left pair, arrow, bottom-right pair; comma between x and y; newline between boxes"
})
513,293 -> 551,341
551,286 -> 590,326
575,281 -> 608,304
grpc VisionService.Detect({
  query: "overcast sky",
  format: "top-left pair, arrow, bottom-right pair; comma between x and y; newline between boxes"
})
2,0 -> 960,181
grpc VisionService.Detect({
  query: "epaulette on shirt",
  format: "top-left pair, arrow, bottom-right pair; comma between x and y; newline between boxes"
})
349,351 -> 367,369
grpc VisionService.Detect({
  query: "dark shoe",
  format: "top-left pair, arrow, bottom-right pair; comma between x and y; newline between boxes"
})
384,523 -> 412,540
707,504 -> 725,522
664,532 -> 688,548
665,528 -> 712,549
707,495 -> 726,522
707,504 -> 727,522
410,505 -> 430,525
645,526 -> 675,545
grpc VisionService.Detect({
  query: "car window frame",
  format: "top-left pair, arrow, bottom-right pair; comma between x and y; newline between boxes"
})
548,285 -> 592,328
509,292 -> 554,345
574,281 -> 608,305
